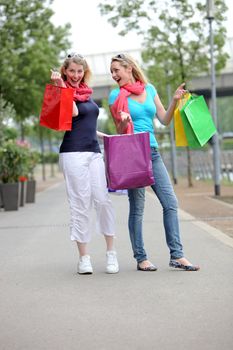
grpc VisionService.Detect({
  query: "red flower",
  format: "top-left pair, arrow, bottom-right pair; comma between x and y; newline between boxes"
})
19,176 -> 28,182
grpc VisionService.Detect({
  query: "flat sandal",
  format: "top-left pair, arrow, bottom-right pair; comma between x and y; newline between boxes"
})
137,262 -> 157,271
169,259 -> 200,271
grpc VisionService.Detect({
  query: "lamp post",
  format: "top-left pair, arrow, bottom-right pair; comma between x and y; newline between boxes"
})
206,0 -> 221,196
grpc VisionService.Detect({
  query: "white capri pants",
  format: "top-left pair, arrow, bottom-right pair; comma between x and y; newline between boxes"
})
59,152 -> 115,243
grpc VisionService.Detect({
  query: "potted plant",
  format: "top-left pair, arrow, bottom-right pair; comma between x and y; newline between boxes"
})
19,175 -> 28,207
0,140 -> 26,210
15,140 -> 40,205
26,149 -> 40,203
16,141 -> 31,207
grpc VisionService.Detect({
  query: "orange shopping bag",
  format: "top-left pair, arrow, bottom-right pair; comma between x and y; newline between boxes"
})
174,92 -> 191,147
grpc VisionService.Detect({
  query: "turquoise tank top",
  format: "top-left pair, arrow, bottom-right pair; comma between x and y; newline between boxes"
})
108,83 -> 158,148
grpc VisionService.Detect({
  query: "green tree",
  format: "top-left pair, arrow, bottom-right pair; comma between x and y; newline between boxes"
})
99,0 -> 228,104
0,94 -> 17,143
0,0 -> 71,135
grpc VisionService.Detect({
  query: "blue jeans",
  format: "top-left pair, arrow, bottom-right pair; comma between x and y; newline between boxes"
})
127,148 -> 184,263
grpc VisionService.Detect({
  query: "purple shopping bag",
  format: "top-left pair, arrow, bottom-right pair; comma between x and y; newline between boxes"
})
103,132 -> 155,190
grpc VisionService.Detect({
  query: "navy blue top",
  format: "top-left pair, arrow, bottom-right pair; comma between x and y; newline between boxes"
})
59,98 -> 101,153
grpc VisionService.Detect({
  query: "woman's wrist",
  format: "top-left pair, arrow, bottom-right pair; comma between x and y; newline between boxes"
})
171,96 -> 178,103
55,80 -> 66,88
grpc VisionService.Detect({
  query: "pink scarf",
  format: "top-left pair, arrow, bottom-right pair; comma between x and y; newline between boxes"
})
66,82 -> 93,102
111,81 -> 145,134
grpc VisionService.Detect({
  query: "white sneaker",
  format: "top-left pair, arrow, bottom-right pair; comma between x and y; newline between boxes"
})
78,255 -> 93,274
106,251 -> 119,274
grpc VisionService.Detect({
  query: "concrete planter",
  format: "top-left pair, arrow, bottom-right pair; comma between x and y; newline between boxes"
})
19,181 -> 27,207
1,182 -> 20,211
26,180 -> 36,203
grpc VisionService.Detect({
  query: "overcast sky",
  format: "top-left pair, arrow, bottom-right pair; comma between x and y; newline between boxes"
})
51,0 -> 233,55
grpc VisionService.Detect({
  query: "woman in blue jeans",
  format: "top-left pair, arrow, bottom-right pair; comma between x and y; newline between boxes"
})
108,53 -> 200,271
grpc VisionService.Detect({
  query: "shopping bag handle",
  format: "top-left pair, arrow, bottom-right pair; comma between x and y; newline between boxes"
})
176,92 -> 191,109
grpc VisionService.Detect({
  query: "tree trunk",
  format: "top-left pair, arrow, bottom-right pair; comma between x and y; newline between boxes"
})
20,121 -> 25,141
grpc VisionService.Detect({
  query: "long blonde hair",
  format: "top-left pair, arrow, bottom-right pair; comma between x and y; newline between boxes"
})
111,53 -> 148,84
61,53 -> 92,84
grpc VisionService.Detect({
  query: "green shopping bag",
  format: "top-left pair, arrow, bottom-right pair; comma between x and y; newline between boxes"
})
180,95 -> 217,148
180,98 -> 202,149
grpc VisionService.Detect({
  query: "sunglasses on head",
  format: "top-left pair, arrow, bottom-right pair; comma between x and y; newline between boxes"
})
67,52 -> 84,59
112,53 -> 127,60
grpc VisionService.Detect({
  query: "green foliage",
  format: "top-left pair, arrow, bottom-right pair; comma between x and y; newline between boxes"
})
99,0 -> 229,104
0,95 -> 17,143
27,149 -> 41,179
0,140 -> 40,183
0,141 -> 23,183
3,127 -> 18,141
99,0 -> 153,35
142,0 -> 228,97
42,152 -> 59,164
0,0 -> 71,123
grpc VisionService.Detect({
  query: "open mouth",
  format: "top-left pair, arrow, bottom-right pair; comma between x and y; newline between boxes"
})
69,80 -> 79,86
114,77 -> 121,84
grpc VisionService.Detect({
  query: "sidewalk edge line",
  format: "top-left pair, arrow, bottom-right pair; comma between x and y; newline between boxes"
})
207,195 -> 233,209
146,190 -> 233,249
178,208 -> 233,249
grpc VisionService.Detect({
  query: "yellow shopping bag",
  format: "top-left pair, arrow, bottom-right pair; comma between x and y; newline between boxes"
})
174,93 -> 191,147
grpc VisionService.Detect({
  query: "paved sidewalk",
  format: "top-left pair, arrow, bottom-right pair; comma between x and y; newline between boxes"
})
174,178 -> 233,239
0,182 -> 233,350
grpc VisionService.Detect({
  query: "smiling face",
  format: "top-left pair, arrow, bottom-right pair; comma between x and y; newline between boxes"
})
110,61 -> 135,87
63,62 -> 85,88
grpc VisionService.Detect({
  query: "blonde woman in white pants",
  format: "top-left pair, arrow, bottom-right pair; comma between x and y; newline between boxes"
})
51,53 -> 119,274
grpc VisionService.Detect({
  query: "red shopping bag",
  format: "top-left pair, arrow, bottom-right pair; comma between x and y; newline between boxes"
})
39,84 -> 74,131
103,132 -> 155,190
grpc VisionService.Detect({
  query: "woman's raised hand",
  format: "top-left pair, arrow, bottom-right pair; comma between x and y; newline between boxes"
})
50,69 -> 66,87
173,83 -> 187,101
